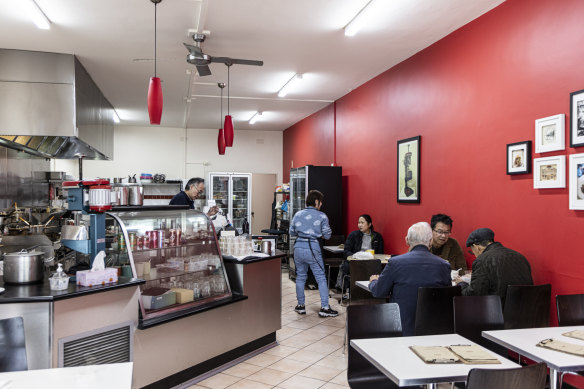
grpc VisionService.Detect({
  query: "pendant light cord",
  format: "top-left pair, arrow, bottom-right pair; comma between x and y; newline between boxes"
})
154,2 -> 157,77
220,86 -> 223,127
227,65 -> 230,114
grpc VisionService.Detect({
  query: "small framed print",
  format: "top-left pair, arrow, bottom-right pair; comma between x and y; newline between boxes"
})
570,89 -> 584,147
506,141 -> 531,175
397,136 -> 420,203
533,155 -> 565,189
535,114 -> 565,153
568,153 -> 584,210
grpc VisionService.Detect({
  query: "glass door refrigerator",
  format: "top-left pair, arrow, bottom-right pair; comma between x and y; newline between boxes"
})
289,165 -> 342,279
208,173 -> 252,233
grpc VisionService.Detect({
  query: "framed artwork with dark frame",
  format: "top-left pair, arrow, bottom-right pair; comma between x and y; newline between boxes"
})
533,155 -> 565,189
397,136 -> 420,203
507,141 -> 532,175
570,89 -> 584,147
535,114 -> 565,153
568,153 -> 584,210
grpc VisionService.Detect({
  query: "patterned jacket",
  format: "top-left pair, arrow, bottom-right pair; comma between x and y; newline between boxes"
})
289,207 -> 332,251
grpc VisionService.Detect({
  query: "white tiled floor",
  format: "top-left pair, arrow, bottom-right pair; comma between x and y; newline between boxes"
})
188,271 -> 350,389
188,270 -> 451,389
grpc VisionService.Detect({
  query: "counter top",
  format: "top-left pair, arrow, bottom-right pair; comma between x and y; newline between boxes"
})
222,250 -> 286,264
0,276 -> 145,304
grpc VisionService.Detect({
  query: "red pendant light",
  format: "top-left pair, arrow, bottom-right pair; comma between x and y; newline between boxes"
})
148,0 -> 163,125
224,63 -> 234,146
218,83 -> 226,155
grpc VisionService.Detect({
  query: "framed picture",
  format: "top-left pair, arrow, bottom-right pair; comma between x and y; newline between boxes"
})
397,136 -> 420,203
570,89 -> 584,147
568,153 -> 584,210
535,114 -> 565,153
506,141 -> 532,175
533,155 -> 565,189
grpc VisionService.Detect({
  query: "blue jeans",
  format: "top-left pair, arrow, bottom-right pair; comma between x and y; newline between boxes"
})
294,245 -> 329,308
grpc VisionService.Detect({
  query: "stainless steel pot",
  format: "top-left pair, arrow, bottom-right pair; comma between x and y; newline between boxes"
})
261,241 -> 272,255
129,185 -> 144,206
3,249 -> 46,284
119,186 -> 129,206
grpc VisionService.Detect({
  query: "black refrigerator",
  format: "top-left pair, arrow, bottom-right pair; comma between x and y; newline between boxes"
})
289,165 -> 342,280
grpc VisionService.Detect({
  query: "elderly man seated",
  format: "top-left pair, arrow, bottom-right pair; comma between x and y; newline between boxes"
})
454,228 -> 533,306
369,222 -> 451,336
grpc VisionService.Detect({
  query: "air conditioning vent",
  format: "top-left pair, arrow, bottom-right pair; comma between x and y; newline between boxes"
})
59,322 -> 134,367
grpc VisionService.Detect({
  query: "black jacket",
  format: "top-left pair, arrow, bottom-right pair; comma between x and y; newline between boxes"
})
343,230 -> 384,259
169,191 -> 194,209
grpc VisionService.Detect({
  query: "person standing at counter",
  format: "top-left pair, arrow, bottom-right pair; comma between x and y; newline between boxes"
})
430,213 -> 467,275
455,228 -> 533,306
335,214 -> 384,291
289,190 -> 338,318
169,177 -> 218,216
368,222 -> 451,336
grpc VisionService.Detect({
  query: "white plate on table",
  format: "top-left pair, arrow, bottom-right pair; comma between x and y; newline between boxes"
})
0,287 -> 4,294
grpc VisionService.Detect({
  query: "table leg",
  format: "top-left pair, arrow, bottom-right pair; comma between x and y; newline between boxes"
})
550,369 -> 558,389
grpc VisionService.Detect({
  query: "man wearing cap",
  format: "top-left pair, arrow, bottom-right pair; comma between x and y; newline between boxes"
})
454,228 -> 533,306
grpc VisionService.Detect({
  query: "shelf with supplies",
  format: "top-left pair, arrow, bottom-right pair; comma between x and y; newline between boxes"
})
105,208 -> 232,323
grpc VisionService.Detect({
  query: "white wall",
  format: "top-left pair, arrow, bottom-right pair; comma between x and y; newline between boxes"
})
53,125 -> 284,184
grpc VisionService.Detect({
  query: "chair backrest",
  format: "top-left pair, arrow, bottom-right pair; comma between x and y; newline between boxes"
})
466,362 -> 547,389
556,294 -> 584,326
347,303 -> 402,382
503,284 -> 551,329
0,316 -> 28,372
349,259 -> 382,302
415,285 -> 462,336
453,295 -> 506,355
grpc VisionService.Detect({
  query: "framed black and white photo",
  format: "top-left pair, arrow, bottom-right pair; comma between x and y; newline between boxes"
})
570,89 -> 584,147
535,114 -> 565,153
569,153 -> 584,210
506,141 -> 531,175
533,155 -> 565,189
397,136 -> 420,203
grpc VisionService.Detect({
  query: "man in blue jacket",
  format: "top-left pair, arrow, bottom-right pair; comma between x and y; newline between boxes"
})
369,222 -> 451,336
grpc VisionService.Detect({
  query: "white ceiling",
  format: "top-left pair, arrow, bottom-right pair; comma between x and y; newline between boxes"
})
0,0 -> 505,132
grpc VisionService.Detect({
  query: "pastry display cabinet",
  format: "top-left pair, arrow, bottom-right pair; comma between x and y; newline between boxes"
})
105,208 -> 231,324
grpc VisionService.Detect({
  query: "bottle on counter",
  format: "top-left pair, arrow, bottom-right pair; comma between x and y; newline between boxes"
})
242,217 -> 249,235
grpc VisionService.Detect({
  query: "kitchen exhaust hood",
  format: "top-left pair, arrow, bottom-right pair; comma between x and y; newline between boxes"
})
0,49 -> 114,160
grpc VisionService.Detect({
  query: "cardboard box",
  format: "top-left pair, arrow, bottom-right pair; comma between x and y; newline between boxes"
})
76,268 -> 118,287
142,290 -> 176,310
170,288 -> 194,303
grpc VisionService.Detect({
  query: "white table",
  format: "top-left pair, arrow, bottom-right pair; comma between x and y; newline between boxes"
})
355,280 -> 370,291
323,245 -> 343,254
483,326 -> 584,389
351,334 -> 519,388
0,362 -> 133,389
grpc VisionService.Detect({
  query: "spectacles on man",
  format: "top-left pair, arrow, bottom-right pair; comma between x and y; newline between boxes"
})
433,229 -> 451,236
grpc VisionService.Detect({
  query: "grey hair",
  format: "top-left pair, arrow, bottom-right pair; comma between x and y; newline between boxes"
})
185,177 -> 204,190
406,222 -> 433,247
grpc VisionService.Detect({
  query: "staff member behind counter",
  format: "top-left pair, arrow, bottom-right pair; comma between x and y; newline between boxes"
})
169,177 -> 219,217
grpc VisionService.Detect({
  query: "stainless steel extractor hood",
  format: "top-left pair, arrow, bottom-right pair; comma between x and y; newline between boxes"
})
0,49 -> 114,160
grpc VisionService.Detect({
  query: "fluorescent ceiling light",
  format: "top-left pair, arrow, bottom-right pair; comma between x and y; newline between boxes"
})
27,0 -> 51,30
113,110 -> 120,123
344,0 -> 379,37
249,112 -> 262,125
278,73 -> 303,98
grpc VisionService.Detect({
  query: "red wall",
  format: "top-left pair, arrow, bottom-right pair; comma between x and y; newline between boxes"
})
284,0 -> 584,330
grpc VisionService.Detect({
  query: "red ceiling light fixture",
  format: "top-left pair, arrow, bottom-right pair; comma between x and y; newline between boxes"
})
217,83 -> 226,155
147,0 -> 163,125
223,63 -> 234,147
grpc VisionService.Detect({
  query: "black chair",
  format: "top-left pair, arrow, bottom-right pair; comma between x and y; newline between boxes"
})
466,362 -> 547,389
323,234 -> 344,290
348,259 -> 383,304
556,294 -> 584,326
453,296 -> 507,357
0,316 -> 28,372
503,284 -> 551,329
415,285 -> 461,336
347,303 -> 402,389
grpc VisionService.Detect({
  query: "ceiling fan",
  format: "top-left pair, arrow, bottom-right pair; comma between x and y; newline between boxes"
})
184,33 -> 263,76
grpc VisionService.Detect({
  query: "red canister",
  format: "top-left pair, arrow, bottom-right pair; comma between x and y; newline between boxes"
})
137,235 -> 144,250
169,229 -> 177,246
148,231 -> 158,249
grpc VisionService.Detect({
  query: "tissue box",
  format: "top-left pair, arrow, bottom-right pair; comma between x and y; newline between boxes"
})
76,268 -> 119,287
142,290 -> 176,310
170,288 -> 194,303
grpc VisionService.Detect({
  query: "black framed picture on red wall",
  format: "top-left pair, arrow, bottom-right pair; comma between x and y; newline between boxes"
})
570,89 -> 584,147
507,140 -> 532,175
397,136 -> 421,203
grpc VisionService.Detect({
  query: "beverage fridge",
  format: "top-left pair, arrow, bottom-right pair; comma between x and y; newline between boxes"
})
289,165 -> 342,279
208,173 -> 252,234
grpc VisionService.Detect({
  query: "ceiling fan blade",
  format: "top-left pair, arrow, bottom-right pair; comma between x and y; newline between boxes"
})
196,65 -> 212,76
210,57 -> 263,66
183,43 -> 202,56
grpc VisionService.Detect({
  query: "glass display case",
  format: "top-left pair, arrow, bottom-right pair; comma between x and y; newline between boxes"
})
208,173 -> 252,233
105,208 -> 232,322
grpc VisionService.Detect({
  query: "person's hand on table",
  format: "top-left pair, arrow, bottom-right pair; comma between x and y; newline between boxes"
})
453,276 -> 463,285
207,205 -> 219,216
369,274 -> 379,282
